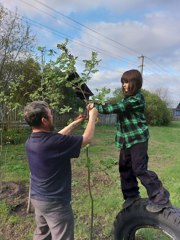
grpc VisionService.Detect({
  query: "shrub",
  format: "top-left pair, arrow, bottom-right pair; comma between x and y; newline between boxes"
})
109,88 -> 172,126
0,128 -> 31,145
142,90 -> 172,126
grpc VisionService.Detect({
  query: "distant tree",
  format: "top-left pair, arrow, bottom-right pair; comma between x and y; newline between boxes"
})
0,4 -> 36,92
0,4 -> 36,128
109,88 -> 123,104
0,4 -> 35,129
8,58 -> 41,106
154,88 -> 172,107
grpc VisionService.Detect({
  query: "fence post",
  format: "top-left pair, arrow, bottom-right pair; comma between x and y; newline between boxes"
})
0,128 -> 2,152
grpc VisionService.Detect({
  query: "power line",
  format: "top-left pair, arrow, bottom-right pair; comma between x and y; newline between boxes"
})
18,0 -> 139,67
145,56 -> 170,74
18,0 -> 171,76
4,0 -> 172,78
19,0 -> 141,56
23,15 -> 171,78
22,15 -> 138,68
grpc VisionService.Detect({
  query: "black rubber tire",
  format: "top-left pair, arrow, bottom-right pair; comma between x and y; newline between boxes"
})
113,198 -> 180,240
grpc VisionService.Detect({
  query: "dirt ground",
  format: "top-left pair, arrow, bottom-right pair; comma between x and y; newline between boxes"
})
0,182 -> 34,240
0,182 -> 29,216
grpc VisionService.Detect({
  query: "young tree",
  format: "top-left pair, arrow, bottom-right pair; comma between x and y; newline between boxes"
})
1,38 -> 101,129
29,40 -> 101,114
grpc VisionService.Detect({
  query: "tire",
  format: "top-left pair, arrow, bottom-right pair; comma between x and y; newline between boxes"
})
113,198 -> 180,240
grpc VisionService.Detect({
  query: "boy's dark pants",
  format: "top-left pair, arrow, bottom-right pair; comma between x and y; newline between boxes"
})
119,141 -> 170,205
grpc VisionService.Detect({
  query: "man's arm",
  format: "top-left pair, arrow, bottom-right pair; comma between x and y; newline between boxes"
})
59,107 -> 98,147
58,117 -> 84,135
82,107 -> 98,147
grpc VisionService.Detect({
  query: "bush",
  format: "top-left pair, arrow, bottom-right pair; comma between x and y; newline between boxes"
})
109,88 -> 172,126
0,128 -> 31,145
142,90 -> 172,126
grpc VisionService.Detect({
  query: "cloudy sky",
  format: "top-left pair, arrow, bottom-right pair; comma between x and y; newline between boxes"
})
1,0 -> 180,107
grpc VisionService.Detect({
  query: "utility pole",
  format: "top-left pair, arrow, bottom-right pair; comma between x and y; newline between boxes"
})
40,47 -> 46,100
139,55 -> 144,76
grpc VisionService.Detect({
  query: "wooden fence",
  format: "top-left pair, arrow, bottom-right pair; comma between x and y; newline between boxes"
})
0,107 -> 117,129
98,114 -> 117,125
2,105 -> 180,129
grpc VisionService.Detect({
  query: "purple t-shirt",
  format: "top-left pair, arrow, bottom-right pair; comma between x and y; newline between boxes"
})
25,132 -> 83,204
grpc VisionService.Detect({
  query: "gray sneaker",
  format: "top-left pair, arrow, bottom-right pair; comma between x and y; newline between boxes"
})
146,201 -> 172,213
122,196 -> 140,209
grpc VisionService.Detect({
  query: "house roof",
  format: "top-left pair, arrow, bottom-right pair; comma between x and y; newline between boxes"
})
67,72 -> 93,101
176,103 -> 180,109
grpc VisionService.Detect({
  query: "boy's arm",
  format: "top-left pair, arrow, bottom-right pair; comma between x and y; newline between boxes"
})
95,92 -> 145,113
94,101 -> 125,114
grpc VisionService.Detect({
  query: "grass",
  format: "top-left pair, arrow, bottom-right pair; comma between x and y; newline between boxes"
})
0,121 -> 180,239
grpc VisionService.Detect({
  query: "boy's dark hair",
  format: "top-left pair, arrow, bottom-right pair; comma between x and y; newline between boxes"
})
121,69 -> 142,96
24,101 -> 49,127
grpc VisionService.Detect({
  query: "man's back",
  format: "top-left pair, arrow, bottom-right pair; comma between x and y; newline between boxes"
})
26,131 -> 82,203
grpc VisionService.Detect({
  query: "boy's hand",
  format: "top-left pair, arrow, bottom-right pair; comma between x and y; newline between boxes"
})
88,107 -> 98,120
86,103 -> 94,111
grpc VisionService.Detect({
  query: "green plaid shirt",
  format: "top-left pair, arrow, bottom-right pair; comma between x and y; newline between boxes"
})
95,91 -> 149,149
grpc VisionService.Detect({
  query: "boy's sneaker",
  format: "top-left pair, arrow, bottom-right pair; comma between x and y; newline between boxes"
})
122,196 -> 140,209
146,201 -> 172,213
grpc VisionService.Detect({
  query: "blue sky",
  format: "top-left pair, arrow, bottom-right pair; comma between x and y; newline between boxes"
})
1,0 -> 180,107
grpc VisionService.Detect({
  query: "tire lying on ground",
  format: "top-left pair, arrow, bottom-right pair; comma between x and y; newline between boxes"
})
113,198 -> 180,240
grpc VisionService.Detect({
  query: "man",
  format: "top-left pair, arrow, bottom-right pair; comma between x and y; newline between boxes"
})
24,100 -> 98,240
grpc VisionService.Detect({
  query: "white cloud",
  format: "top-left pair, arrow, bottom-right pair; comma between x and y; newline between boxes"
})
0,0 -> 180,107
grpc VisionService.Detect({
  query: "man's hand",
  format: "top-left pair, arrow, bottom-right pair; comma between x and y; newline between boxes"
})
74,113 -> 87,121
73,113 -> 87,127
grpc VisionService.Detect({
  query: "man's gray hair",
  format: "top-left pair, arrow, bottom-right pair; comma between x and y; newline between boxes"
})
24,101 -> 49,127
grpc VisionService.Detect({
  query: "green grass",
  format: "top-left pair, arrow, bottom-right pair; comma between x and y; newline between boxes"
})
0,144 -> 29,182
0,121 -> 180,239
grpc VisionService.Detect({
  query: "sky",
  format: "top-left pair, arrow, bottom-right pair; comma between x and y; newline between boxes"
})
1,0 -> 180,107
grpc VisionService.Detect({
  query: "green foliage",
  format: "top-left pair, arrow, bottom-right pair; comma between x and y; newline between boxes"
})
0,4 -> 36,108
91,87 -> 111,105
109,87 -> 123,104
0,40 -> 105,160
1,37 -> 102,132
108,88 -> 172,126
28,40 -> 101,113
100,156 -> 118,169
1,128 -> 30,145
9,215 -> 21,225
142,89 -> 172,126
8,58 -> 41,106
0,201 -> 9,218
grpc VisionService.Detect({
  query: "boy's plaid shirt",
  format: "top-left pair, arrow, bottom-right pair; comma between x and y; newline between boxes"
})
94,91 -> 149,149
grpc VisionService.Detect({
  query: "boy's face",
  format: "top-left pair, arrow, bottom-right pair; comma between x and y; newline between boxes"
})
122,80 -> 129,93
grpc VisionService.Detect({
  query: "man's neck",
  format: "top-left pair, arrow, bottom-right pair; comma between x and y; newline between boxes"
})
32,128 -> 51,133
